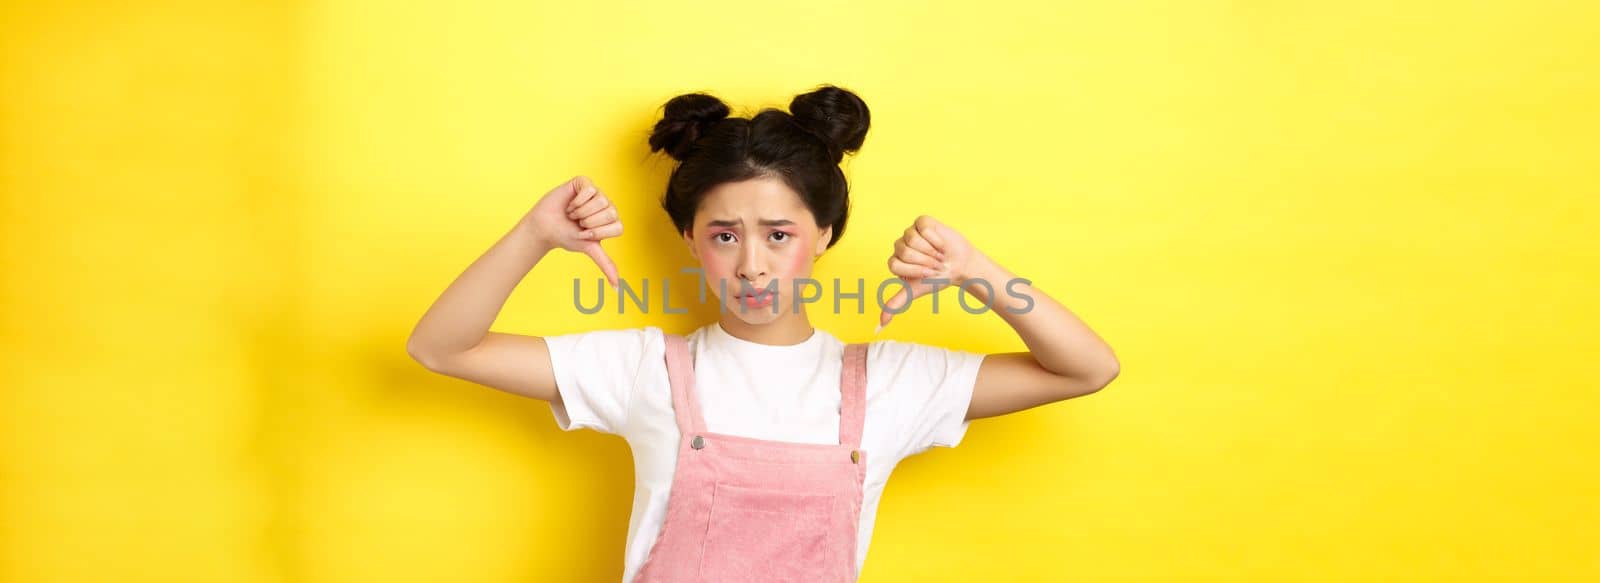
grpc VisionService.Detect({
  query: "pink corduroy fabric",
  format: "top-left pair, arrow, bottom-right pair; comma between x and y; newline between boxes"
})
631,333 -> 870,583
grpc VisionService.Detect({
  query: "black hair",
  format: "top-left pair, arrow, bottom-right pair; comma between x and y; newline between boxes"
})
648,84 -> 870,250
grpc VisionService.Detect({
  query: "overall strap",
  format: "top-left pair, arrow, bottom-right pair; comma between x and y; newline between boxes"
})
838,343 -> 869,449
662,333 -> 706,436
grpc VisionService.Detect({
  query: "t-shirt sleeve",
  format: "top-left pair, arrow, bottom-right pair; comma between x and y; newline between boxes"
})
543,326 -> 662,435
869,340 -> 986,456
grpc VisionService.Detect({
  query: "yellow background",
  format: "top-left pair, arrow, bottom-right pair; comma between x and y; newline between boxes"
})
3,0 -> 1596,581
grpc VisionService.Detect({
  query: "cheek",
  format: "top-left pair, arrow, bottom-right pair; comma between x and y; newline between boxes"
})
698,244 -> 719,270
788,234 -> 811,275
696,241 -> 731,279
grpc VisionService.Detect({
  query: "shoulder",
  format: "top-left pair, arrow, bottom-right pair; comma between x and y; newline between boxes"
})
543,326 -> 667,365
856,339 -> 986,454
546,325 -> 665,345
541,326 -> 671,435
864,338 -> 984,368
858,338 -> 986,394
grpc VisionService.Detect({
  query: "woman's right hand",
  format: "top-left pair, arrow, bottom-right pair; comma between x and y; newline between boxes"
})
521,175 -> 622,288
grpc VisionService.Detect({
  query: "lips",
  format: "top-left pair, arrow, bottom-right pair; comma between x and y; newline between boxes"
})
737,290 -> 776,308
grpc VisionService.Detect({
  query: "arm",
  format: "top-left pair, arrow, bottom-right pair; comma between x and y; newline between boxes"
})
879,215 -> 1120,421
405,175 -> 623,401
957,253 -> 1120,420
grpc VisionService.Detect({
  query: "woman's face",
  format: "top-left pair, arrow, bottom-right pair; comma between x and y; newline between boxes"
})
683,176 -> 832,326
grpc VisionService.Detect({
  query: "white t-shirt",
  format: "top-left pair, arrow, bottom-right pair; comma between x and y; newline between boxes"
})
544,321 -> 985,582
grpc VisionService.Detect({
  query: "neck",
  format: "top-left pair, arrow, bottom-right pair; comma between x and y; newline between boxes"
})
717,310 -> 815,346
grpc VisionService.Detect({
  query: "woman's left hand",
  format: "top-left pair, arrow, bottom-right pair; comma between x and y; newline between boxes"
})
878,215 -> 986,332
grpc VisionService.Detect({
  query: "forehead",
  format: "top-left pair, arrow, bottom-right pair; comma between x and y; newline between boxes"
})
696,177 -> 813,225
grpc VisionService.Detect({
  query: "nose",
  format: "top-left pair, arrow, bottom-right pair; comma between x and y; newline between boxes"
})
736,245 -> 767,287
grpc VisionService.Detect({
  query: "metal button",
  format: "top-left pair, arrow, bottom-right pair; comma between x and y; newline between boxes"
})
691,436 -> 705,450
850,450 -> 860,464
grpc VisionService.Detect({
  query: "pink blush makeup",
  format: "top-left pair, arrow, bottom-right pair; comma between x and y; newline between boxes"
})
789,233 -> 811,275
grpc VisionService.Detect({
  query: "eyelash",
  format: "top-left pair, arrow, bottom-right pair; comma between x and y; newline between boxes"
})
712,232 -> 792,244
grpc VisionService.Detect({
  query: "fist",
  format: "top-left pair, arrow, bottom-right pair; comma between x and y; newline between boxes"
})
879,215 -> 980,331
524,175 -> 622,288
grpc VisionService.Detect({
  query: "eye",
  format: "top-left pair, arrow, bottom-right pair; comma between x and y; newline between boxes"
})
713,232 -> 736,244
769,231 -> 791,243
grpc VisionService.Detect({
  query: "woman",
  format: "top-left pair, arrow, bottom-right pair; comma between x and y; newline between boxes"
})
406,85 -> 1120,582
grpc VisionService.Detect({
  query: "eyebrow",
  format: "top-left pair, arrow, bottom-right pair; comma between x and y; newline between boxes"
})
705,218 -> 796,228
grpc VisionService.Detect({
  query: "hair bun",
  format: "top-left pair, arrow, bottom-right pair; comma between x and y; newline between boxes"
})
649,93 -> 731,161
789,85 -> 870,163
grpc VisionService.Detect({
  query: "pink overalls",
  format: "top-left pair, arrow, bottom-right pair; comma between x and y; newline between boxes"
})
632,333 -> 870,583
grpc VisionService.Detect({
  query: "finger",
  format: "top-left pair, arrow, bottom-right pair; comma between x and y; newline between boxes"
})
878,274 -> 949,332
913,217 -> 947,254
889,256 -> 940,280
903,227 -> 944,260
569,192 -> 610,220
578,221 -> 624,240
894,239 -> 942,271
878,287 -> 908,331
578,207 -> 619,229
582,241 -> 619,288
567,180 -> 599,212
878,277 -> 933,321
